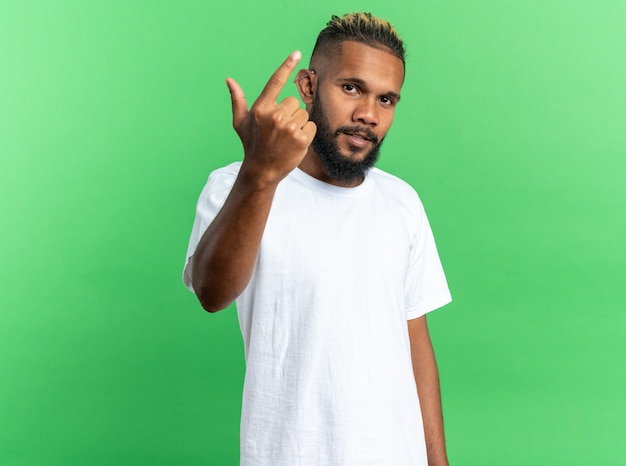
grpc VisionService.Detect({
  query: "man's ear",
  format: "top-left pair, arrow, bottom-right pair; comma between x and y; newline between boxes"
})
295,69 -> 315,104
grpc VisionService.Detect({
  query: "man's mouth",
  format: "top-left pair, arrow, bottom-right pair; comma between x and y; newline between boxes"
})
345,132 -> 370,141
336,127 -> 379,146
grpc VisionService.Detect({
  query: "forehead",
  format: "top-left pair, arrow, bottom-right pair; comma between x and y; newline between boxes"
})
322,40 -> 405,92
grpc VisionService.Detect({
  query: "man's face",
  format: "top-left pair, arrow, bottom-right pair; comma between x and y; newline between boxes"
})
308,41 -> 405,184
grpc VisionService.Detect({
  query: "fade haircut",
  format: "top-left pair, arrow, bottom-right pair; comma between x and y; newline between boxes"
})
311,12 -> 406,68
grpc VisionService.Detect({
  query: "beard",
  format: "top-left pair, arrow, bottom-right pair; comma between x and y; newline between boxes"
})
308,96 -> 385,185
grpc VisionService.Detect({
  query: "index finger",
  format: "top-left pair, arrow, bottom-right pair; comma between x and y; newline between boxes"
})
257,50 -> 302,104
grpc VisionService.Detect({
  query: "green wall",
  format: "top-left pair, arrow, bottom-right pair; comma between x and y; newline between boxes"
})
1,1 -> 624,464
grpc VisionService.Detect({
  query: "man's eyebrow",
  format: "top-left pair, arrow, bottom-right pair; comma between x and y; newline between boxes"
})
336,77 -> 401,101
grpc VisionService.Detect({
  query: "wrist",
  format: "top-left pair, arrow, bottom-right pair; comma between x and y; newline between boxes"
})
238,160 -> 285,192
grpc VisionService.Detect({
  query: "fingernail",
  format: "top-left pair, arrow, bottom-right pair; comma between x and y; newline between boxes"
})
291,51 -> 302,62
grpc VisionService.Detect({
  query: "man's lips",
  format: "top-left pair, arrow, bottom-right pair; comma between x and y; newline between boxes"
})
336,127 -> 379,147
343,133 -> 371,148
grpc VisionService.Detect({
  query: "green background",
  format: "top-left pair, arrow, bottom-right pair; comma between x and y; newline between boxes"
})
1,1 -> 624,464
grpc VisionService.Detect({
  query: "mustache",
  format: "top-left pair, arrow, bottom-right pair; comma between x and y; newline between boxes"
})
335,126 -> 379,144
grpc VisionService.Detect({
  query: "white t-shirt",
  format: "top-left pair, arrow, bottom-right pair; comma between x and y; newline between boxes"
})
183,162 -> 451,465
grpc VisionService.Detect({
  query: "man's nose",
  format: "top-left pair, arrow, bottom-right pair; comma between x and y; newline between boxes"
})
352,98 -> 379,126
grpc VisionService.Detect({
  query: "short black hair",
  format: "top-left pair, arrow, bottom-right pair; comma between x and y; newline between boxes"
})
311,13 -> 406,67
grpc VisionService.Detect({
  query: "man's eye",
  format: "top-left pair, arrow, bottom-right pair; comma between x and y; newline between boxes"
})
380,96 -> 394,105
343,84 -> 357,92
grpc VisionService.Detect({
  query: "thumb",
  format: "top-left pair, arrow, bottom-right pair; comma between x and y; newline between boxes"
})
226,77 -> 248,130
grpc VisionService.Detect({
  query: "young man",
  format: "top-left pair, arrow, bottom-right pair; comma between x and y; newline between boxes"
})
183,13 -> 452,466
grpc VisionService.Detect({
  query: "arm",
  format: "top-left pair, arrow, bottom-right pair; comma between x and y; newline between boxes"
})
408,315 -> 449,466
190,170 -> 277,312
191,51 -> 316,312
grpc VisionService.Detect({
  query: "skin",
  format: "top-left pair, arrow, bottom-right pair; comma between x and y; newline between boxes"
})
410,316 -> 450,466
295,41 -> 403,187
191,51 -> 314,312
191,42 -> 448,465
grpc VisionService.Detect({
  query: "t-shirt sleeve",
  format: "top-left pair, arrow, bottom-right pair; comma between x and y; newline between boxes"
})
405,197 -> 452,319
182,164 -> 239,292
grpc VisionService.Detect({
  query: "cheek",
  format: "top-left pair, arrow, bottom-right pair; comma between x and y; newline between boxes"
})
326,102 -> 352,125
322,90 -> 355,121
381,111 -> 396,130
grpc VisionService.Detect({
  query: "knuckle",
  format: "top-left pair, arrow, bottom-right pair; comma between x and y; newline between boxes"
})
250,106 -> 267,122
270,111 -> 284,126
267,74 -> 284,89
283,96 -> 299,106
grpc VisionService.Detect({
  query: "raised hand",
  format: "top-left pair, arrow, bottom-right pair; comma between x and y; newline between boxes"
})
226,51 -> 317,187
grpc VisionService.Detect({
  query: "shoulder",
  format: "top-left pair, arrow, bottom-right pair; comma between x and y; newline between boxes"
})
368,168 -> 424,212
193,162 -> 242,208
199,161 -> 242,193
206,161 -> 242,185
